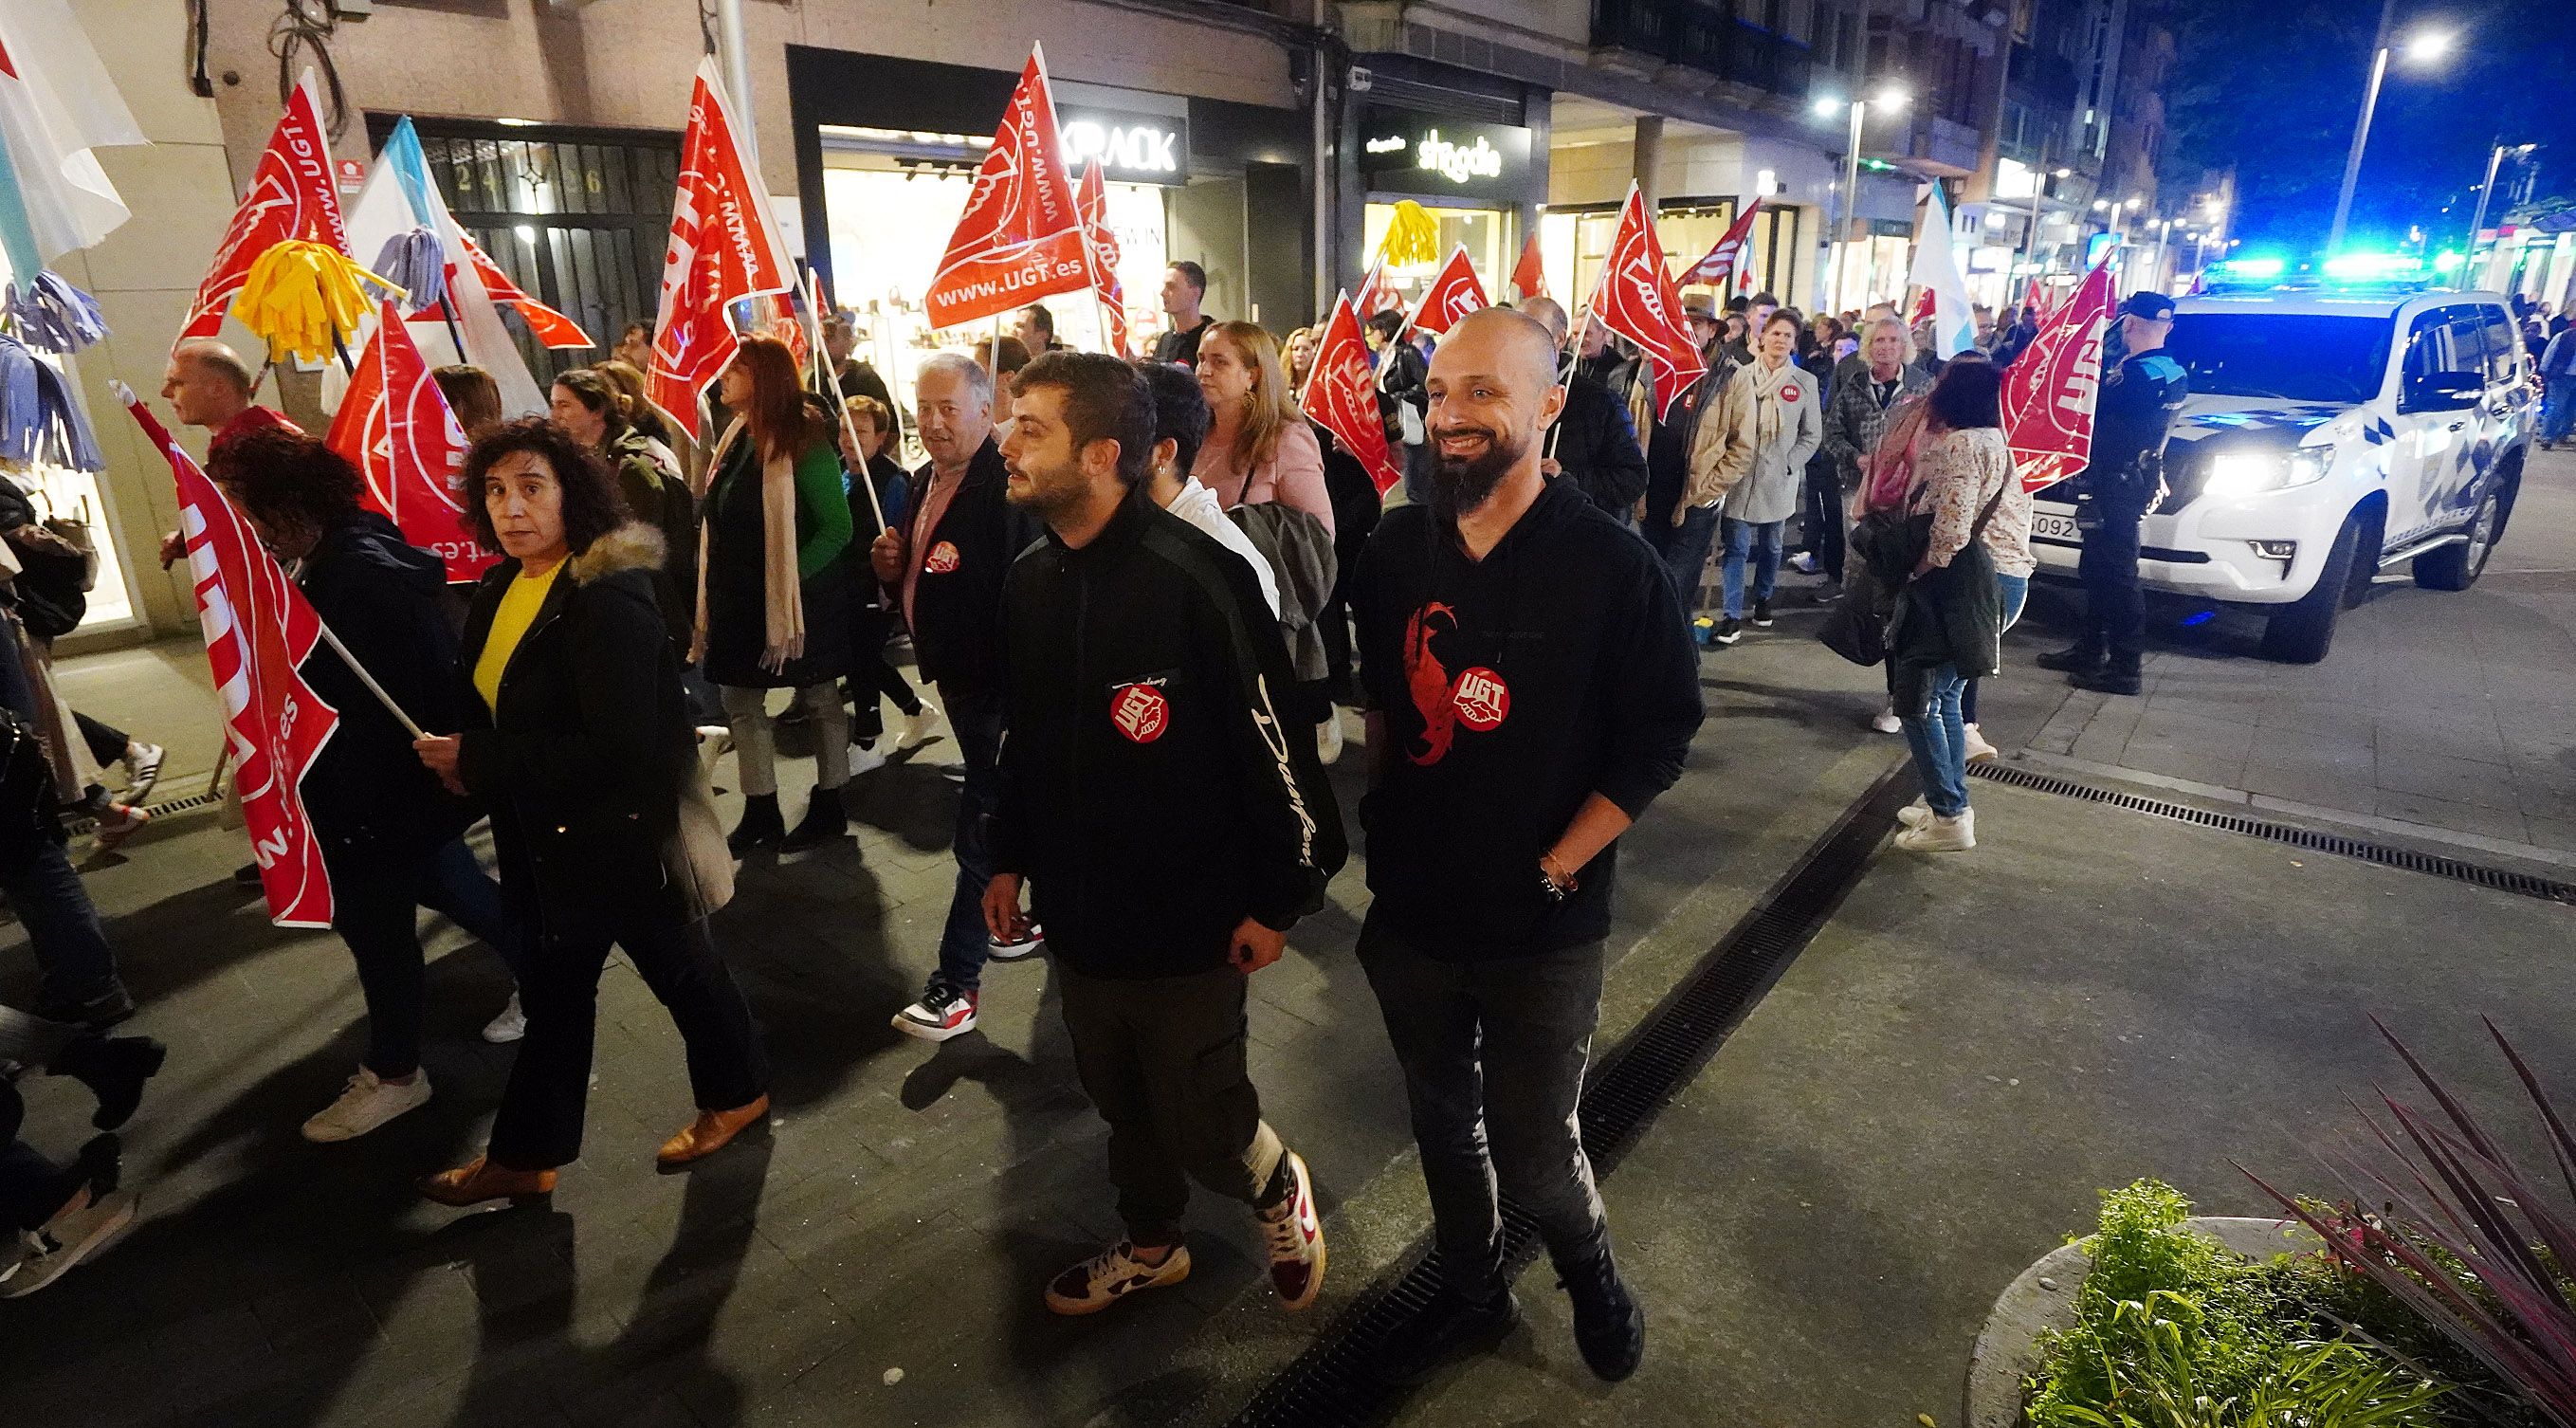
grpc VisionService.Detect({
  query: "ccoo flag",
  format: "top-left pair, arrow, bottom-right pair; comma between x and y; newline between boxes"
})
647,58 -> 798,430
124,393 -> 340,927
324,301 -> 497,583
1680,198 -> 1763,289
1906,184 -> 1976,359
180,70 -> 347,343
1403,245 -> 1490,339
923,46 -> 1088,330
1298,292 -> 1402,496
2003,258 -> 2114,493
1586,185 -> 1707,422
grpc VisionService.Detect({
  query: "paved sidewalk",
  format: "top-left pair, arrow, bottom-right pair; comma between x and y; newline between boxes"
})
1391,775 -> 2576,1427
2020,444 -> 2576,855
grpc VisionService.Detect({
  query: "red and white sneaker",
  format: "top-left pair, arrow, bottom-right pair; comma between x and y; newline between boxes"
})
987,922 -> 1045,962
1043,1239 -> 1191,1316
1256,1149 -> 1326,1310
891,979 -> 977,1041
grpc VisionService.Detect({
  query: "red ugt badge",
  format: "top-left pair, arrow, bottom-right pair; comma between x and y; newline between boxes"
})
923,540 -> 961,574
1453,666 -> 1509,731
1110,682 -> 1170,743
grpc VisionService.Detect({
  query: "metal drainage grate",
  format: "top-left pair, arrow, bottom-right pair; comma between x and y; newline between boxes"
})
1226,765 -> 1919,1428
1969,761 -> 2576,906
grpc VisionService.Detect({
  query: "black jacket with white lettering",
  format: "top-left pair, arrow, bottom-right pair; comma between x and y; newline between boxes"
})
991,488 -> 1347,979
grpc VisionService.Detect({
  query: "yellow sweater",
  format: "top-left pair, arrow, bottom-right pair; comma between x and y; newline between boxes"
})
471,561 -> 562,713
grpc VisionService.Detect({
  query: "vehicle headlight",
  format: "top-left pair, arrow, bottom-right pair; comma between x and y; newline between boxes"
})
2201,448 -> 2330,498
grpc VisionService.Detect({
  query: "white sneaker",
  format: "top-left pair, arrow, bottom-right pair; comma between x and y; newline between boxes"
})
1787,552 -> 1819,575
1897,797 -> 1933,828
120,741 -> 165,805
895,703 -> 941,751
1871,708 -> 1904,734
1962,723 -> 1999,763
988,922 -> 1046,962
1044,1238 -> 1192,1316
0,1191 -> 137,1299
301,1067 -> 433,1143
1317,711 -> 1344,765
847,742 -> 888,778
1256,1150 -> 1326,1310
481,994 -> 525,1044
1894,809 -> 1976,851
892,980 -> 978,1041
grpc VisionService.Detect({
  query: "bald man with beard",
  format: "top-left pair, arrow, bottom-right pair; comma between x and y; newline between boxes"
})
1347,307 -> 1703,1387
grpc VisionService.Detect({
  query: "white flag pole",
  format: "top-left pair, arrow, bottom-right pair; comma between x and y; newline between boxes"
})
808,270 -> 887,531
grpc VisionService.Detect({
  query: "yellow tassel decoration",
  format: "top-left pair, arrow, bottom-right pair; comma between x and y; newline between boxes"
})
228,240 -> 407,364
1379,200 -> 1440,267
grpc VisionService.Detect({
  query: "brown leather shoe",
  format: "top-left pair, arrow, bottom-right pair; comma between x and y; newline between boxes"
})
419,1156 -> 556,1206
656,1094 -> 771,1166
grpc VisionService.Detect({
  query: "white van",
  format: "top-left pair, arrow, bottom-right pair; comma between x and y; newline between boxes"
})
2028,283 -> 2535,662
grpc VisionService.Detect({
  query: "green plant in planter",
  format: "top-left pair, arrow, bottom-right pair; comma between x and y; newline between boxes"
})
2025,1181 -> 2455,1428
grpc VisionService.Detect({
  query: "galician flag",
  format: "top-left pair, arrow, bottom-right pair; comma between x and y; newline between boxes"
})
1907,183 -> 1977,359
0,0 -> 146,287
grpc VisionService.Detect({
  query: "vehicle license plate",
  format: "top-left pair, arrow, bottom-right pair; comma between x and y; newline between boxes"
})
2032,511 -> 2081,543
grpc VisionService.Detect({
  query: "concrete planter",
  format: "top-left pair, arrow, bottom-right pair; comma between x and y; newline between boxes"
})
1964,1215 -> 2326,1428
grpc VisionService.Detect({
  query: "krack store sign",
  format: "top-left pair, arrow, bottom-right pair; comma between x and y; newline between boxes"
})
1059,108 -> 1190,186
1357,105 -> 1532,203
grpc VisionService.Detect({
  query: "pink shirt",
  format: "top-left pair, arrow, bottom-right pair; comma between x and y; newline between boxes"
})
902,462 -> 968,632
1191,419 -> 1334,538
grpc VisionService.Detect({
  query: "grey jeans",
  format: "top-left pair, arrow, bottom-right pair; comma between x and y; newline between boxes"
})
1057,961 -> 1286,1247
1358,917 -> 1609,1295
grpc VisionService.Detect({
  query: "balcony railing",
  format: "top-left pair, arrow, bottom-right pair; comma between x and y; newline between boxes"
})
1595,0 -> 1815,101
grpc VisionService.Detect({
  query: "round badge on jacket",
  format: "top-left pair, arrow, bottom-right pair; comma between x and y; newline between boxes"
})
1781,382 -> 1803,403
1453,667 -> 1510,731
1110,683 -> 1170,743
923,540 -> 961,574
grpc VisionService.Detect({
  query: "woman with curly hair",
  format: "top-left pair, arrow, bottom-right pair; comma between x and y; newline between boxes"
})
209,428 -> 522,1142
411,419 -> 770,1205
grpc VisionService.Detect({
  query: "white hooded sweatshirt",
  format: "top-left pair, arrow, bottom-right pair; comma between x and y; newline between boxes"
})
1162,475 -> 1282,615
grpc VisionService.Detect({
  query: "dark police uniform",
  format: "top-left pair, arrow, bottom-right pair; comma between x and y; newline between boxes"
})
2041,294 -> 2187,692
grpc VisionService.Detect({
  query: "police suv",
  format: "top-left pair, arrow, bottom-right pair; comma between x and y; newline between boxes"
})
2029,271 -> 2533,662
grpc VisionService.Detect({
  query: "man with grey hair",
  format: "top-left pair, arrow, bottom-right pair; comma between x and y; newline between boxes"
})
155,340 -> 295,570
1350,306 -> 1702,1387
1515,296 -> 1649,523
870,352 -> 1043,1042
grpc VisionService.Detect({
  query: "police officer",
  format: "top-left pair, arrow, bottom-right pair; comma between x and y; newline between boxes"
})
2037,291 -> 2187,695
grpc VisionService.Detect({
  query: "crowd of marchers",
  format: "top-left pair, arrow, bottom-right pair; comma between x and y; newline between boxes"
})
0,262 -> 2188,1390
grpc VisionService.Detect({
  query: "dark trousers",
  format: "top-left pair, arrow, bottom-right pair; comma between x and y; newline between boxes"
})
1057,961 -> 1285,1246
934,687 -> 1006,994
0,817 -> 119,1013
2077,505 -> 2147,668
1317,570 -> 1357,697
1648,505 -> 1722,616
71,712 -> 125,768
0,1079 -> 71,1232
1358,918 -> 1609,1294
331,838 -> 517,1079
487,884 -> 768,1171
844,604 -> 923,744
1800,461 -> 1846,583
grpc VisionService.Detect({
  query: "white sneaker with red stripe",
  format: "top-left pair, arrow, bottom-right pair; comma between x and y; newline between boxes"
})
1043,1239 -> 1191,1316
986,923 -> 1045,962
892,979 -> 977,1041
1256,1149 -> 1326,1310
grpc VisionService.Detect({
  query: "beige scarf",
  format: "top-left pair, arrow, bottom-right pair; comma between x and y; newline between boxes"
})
696,417 -> 805,674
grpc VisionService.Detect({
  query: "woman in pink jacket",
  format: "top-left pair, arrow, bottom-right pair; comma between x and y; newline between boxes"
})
1191,322 -> 1334,539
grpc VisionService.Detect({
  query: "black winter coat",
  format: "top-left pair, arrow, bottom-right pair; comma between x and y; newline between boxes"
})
992,491 -> 1346,979
454,524 -> 695,917
895,436 -> 1042,700
1554,373 -> 1650,517
300,510 -> 476,869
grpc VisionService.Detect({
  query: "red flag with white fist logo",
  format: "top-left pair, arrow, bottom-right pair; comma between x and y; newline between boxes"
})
1403,245 -> 1491,340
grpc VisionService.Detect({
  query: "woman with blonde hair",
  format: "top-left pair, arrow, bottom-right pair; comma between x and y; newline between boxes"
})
590,357 -> 684,471
1191,321 -> 1332,537
698,334 -> 856,854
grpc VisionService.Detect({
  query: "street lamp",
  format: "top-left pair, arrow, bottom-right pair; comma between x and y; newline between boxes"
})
1817,85 -> 1909,314
2460,141 -> 2537,289
2328,5 -> 2460,254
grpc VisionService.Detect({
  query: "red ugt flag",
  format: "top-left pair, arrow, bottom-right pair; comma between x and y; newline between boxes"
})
179,70 -> 347,343
1681,198 -> 1763,288
648,58 -> 798,431
123,395 -> 340,928
1353,256 -> 1405,322
1076,160 -> 1130,357
1299,292 -> 1402,496
459,234 -> 594,349
1510,232 -> 1546,301
1588,185 -> 1707,422
923,46 -> 1089,330
325,302 -> 498,583
2003,258 -> 2114,493
1404,245 -> 1490,339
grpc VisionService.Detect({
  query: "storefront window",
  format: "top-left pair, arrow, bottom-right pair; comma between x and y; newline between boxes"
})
0,257 -> 134,632
1540,201 -> 1802,312
1360,202 -> 1511,313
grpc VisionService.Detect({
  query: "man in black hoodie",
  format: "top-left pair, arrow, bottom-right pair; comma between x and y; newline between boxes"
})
1351,308 -> 1704,1386
982,352 -> 1343,1319
1519,297 -> 1649,524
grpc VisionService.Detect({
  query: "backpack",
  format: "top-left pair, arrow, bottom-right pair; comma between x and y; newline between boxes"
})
1,485 -> 97,640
